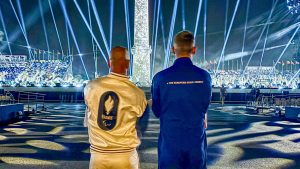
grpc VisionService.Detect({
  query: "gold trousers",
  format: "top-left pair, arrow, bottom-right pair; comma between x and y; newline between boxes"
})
89,149 -> 139,169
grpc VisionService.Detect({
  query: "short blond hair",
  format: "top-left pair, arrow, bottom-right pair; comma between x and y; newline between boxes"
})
174,31 -> 195,53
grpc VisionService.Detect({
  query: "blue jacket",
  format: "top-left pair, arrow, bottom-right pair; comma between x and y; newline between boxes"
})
151,57 -> 212,169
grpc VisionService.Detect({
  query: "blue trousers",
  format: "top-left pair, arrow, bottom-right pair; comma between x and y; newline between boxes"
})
158,131 -> 207,169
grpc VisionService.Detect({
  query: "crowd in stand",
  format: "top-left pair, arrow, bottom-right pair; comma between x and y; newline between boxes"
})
0,60 -> 80,86
211,69 -> 299,88
1,59 -> 299,88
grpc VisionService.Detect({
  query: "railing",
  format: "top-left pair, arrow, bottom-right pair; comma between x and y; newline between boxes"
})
247,93 -> 300,115
18,91 -> 46,112
0,91 -> 15,105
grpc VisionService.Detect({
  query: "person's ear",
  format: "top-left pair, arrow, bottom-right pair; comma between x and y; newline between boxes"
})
191,47 -> 196,55
125,60 -> 130,69
172,46 -> 176,54
108,60 -> 111,68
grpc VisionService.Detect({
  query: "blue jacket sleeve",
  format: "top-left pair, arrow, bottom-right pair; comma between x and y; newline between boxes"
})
151,75 -> 161,118
137,104 -> 150,137
204,73 -> 212,113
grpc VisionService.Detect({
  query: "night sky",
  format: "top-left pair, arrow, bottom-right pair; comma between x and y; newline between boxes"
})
0,0 -> 299,79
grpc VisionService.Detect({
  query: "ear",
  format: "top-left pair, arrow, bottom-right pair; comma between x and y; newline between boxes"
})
108,60 -> 111,68
191,47 -> 196,55
125,60 -> 130,69
172,46 -> 176,54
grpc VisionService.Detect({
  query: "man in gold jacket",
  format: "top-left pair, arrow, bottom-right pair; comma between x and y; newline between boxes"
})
84,46 -> 148,169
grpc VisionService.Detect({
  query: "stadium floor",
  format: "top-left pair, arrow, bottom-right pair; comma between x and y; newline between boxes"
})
0,104 -> 300,169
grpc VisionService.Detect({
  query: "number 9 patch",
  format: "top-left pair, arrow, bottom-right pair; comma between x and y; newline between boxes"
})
98,91 -> 119,130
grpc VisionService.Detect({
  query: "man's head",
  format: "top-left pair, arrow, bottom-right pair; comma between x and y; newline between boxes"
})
109,46 -> 130,75
172,31 -> 196,58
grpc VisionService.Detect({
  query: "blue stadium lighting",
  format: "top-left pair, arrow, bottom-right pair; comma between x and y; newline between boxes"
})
216,0 -> 241,74
48,0 -> 63,52
16,0 -> 27,37
152,7 -> 167,75
73,0 -> 108,65
151,0 -> 158,56
181,0 -> 186,30
151,0 -> 161,77
123,0 -> 133,75
193,0 -> 203,41
59,0 -> 89,80
240,0 -> 251,68
65,17 -> 71,56
164,0 -> 179,68
0,1 -> 48,52
86,0 -> 98,75
109,0 -> 114,50
220,0 -> 229,70
273,25 -> 300,69
243,0 -> 278,75
38,0 -> 50,51
90,0 -> 110,56
203,0 -> 207,62
0,8 -> 12,55
160,11 -> 167,53
9,0 -> 33,60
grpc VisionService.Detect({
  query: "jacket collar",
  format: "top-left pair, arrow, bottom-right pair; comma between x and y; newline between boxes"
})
173,57 -> 193,66
109,72 -> 129,79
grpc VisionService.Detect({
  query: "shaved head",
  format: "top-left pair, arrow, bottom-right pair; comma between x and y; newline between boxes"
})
110,46 -> 130,75
110,46 -> 130,61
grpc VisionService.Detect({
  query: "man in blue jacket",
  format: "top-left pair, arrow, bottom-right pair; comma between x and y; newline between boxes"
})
151,31 -> 212,169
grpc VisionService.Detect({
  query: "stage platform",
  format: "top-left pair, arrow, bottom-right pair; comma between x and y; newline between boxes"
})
2,87 -> 300,103
0,103 -> 24,124
3,86 -> 300,93
285,107 -> 300,120
0,104 -> 299,169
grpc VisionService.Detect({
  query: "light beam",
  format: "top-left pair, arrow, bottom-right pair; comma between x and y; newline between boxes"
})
273,25 -> 300,70
124,0 -> 133,75
39,0 -> 50,51
160,10 -> 167,53
241,0 -> 251,69
203,0 -> 207,62
151,0 -> 161,77
59,0 -> 89,80
73,0 -> 108,65
151,0 -> 157,53
243,0 -> 278,74
90,0 -> 110,56
216,0 -> 241,74
259,0 -> 275,69
0,8 -> 12,55
193,0 -> 203,41
48,0 -> 63,52
10,0 -> 32,60
164,0 -> 179,68
181,0 -> 186,30
0,1 -> 52,52
109,0 -> 114,50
